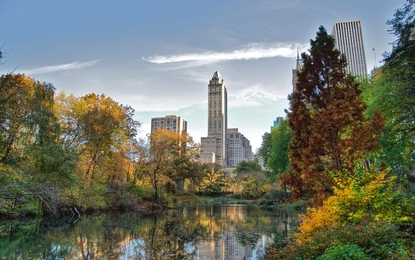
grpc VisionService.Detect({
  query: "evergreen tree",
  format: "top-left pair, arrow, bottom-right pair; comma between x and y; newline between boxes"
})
282,26 -> 384,206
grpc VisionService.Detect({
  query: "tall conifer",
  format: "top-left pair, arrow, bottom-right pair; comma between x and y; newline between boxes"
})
282,26 -> 384,206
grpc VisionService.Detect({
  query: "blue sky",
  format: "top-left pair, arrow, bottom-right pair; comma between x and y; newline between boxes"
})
0,0 -> 405,151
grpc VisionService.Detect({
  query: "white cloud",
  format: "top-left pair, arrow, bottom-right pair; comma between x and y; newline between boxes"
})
229,84 -> 287,108
23,60 -> 100,75
143,42 -> 307,64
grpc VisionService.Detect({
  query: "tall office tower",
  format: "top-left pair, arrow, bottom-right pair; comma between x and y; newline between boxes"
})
200,71 -> 228,167
332,20 -> 367,76
151,115 -> 187,135
226,128 -> 254,168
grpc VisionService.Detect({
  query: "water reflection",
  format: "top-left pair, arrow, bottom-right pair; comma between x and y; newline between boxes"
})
0,205 -> 299,259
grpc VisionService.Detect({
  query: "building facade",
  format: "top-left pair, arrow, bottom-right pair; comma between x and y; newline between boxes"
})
331,20 -> 367,76
200,71 -> 228,166
151,115 -> 187,135
226,128 -> 254,168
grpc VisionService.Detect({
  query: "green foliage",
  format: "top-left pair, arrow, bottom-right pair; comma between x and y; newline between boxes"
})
234,160 -> 262,174
0,74 -> 36,164
362,0 -> 414,182
258,132 -> 272,165
318,244 -> 371,260
197,164 -> 229,193
0,72 -> 207,216
235,172 -> 270,198
268,3 -> 414,259
127,182 -> 154,201
267,119 -> 291,178
363,74 -> 414,181
270,220 -> 413,259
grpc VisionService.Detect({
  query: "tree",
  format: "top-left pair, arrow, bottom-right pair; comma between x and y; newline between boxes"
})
267,119 -> 291,179
169,133 -> 201,193
234,160 -> 262,174
282,26 -> 384,206
364,70 -> 414,180
52,92 -> 140,209
75,93 -> 139,178
368,0 -> 415,180
197,163 -> 228,194
137,129 -> 200,203
258,132 -> 272,165
236,171 -> 269,199
0,74 -> 36,163
384,0 -> 415,136
0,74 -> 78,216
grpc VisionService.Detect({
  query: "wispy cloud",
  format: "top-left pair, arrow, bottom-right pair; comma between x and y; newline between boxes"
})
143,43 -> 307,64
24,60 -> 100,75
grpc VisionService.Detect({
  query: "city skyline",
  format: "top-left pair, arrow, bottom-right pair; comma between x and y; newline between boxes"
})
0,0 -> 404,150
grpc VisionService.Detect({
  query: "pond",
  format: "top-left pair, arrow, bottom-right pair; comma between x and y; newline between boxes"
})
0,205 -> 300,259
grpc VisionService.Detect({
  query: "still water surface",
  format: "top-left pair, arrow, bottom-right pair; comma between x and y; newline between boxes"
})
1,205 -> 299,260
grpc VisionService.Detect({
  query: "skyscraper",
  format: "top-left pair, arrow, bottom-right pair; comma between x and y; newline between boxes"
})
226,128 -> 254,167
200,71 -> 228,166
151,115 -> 187,135
332,20 -> 367,76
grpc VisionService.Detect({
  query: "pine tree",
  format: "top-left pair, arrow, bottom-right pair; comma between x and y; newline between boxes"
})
282,26 -> 384,206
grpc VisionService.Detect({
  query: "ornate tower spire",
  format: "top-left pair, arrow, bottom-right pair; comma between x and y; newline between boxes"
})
292,50 -> 303,92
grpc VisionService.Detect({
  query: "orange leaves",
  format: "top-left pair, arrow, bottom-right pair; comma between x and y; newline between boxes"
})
285,27 -> 385,207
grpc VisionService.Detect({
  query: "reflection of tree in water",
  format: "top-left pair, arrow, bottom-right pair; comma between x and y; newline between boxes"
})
0,206 -> 300,259
145,210 -> 200,259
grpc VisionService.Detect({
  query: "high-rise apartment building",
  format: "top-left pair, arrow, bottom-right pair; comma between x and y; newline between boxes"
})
151,115 -> 187,135
200,71 -> 228,166
226,128 -> 254,168
332,20 -> 367,76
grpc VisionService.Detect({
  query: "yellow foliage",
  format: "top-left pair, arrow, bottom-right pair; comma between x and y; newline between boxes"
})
294,168 -> 414,246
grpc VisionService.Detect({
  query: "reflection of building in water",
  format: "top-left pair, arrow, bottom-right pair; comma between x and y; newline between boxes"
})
221,205 -> 246,222
216,230 -> 252,260
192,205 -> 295,260
196,206 -> 253,260
197,241 -> 216,260
196,230 -> 252,260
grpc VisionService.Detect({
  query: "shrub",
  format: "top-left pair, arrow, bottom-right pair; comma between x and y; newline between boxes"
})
265,168 -> 414,259
318,244 -> 371,260
126,183 -> 154,201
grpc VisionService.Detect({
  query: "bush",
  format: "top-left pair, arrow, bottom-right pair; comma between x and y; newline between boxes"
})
318,244 -> 371,260
267,221 -> 413,259
126,183 -> 154,201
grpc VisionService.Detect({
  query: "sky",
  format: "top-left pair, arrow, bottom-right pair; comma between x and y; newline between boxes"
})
0,0 -> 406,151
